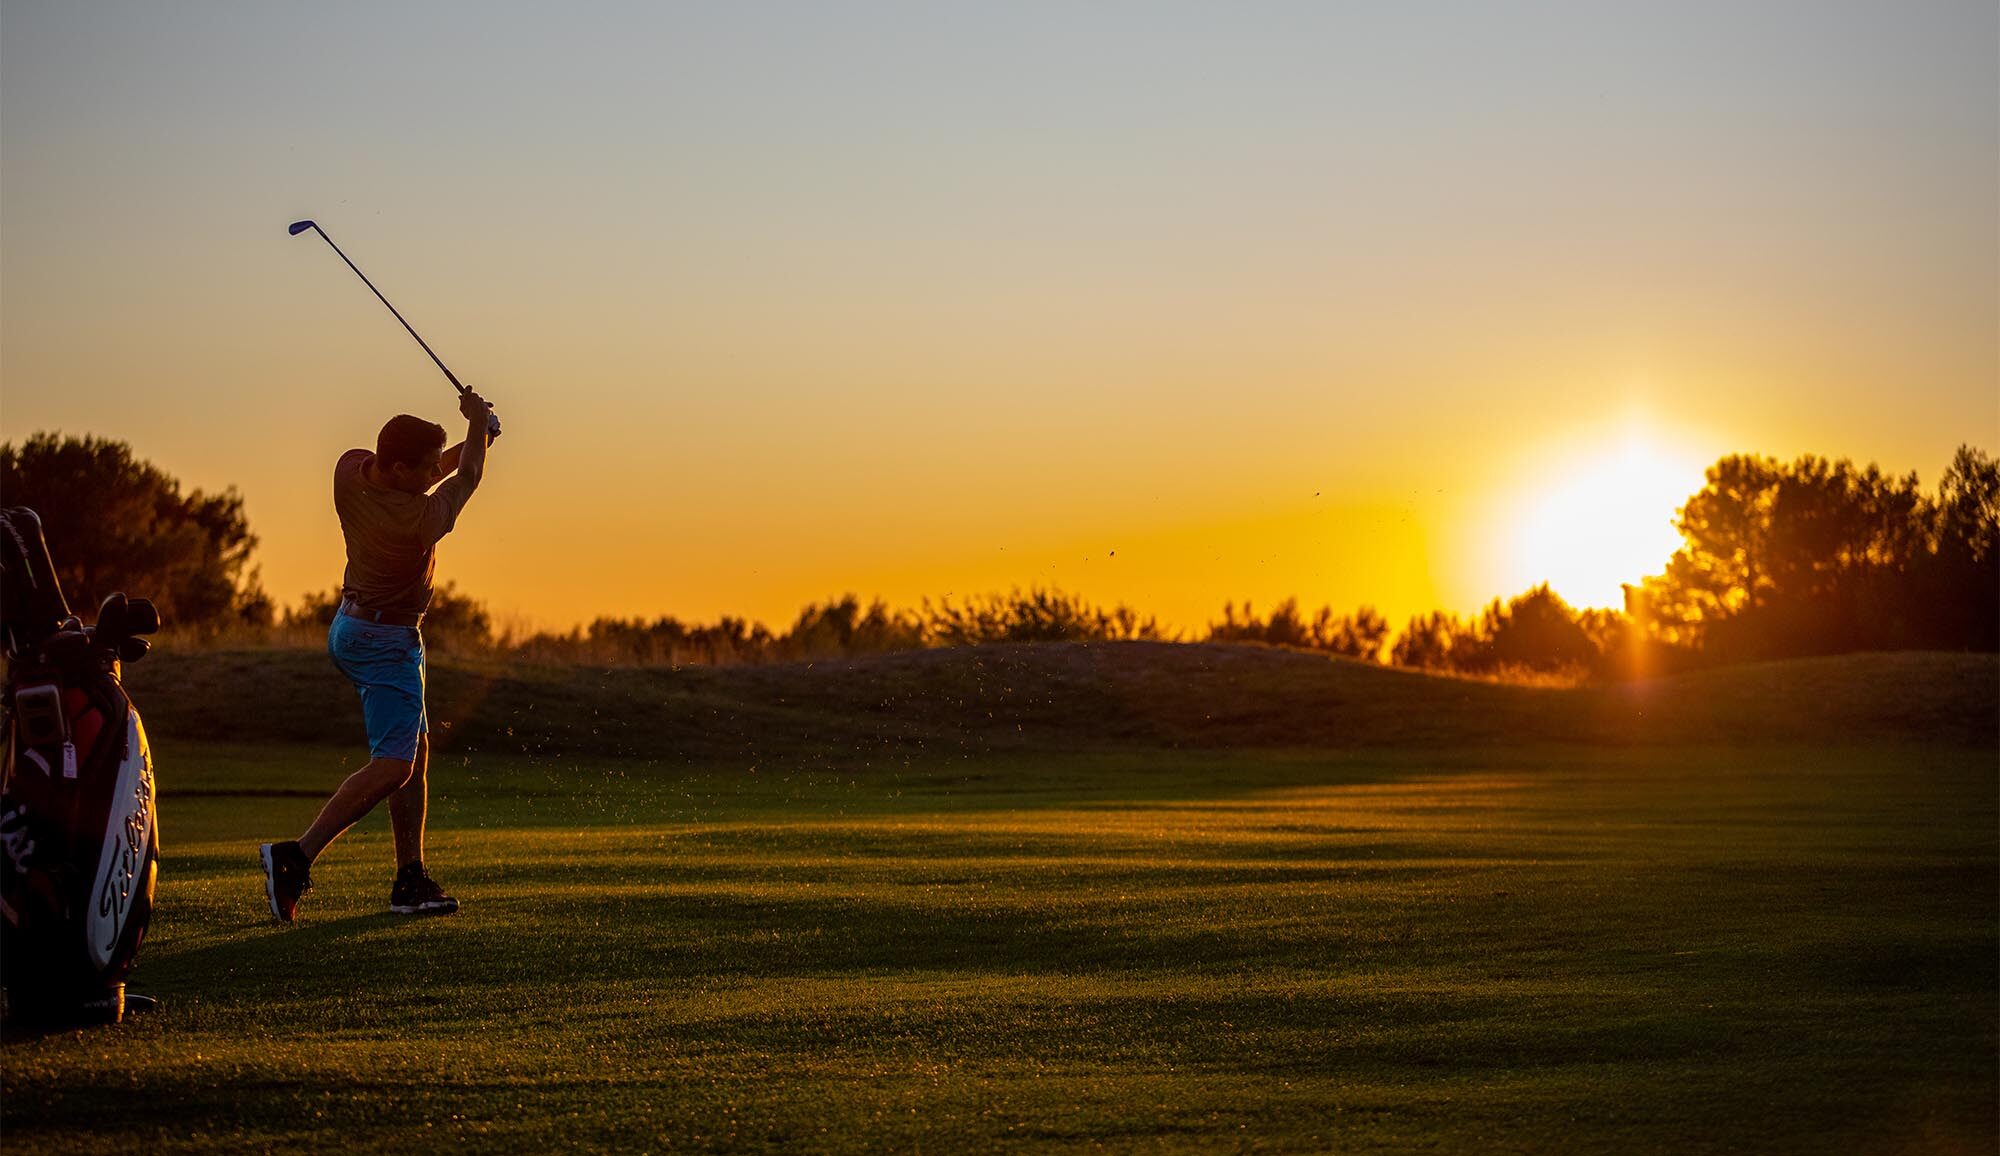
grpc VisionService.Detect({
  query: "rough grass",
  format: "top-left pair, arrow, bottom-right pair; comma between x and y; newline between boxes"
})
121,643 -> 2000,760
4,737 -> 1994,1153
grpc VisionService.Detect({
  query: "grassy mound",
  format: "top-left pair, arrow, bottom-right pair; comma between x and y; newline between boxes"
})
122,642 -> 1999,761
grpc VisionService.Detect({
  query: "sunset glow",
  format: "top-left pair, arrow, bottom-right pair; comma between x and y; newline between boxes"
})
1,3 -> 1993,632
1502,434 -> 1709,611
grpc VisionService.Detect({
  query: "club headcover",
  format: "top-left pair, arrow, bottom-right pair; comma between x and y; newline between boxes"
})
124,598 -> 161,636
95,593 -> 129,643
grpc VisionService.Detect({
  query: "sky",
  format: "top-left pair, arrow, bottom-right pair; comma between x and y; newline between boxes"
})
2,0 -> 1994,634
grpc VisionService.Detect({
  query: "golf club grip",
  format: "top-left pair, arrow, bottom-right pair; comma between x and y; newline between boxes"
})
309,226 -> 467,395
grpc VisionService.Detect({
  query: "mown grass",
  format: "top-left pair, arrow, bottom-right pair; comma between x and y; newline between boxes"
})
4,737 -> 1994,1153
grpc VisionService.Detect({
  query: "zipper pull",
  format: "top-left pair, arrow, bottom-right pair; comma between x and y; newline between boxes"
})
61,742 -> 77,779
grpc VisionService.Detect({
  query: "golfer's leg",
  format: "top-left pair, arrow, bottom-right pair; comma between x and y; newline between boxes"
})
388,733 -> 428,868
313,616 -> 427,864
298,757 -> 415,862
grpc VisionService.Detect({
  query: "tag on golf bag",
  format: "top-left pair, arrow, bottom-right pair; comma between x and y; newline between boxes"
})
0,507 -> 161,1027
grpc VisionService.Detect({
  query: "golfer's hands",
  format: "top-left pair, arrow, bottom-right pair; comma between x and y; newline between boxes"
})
459,389 -> 501,442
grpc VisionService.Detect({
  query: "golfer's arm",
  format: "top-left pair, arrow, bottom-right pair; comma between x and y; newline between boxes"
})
439,437 -> 487,479
455,417 -> 489,487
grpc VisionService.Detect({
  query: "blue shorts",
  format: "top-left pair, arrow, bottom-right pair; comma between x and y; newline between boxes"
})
327,613 -> 428,761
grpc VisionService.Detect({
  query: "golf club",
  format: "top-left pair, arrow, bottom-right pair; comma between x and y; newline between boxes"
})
288,219 -> 499,437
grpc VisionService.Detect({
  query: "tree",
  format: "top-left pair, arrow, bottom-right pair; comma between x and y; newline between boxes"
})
1476,584 -> 1597,674
1388,589 -> 1605,677
1390,611 -> 1469,670
1933,444 -> 1999,563
0,432 -> 269,629
1321,605 -> 1390,661
923,588 -> 1166,645
782,595 -> 923,659
1209,599 -> 1313,648
1912,445 -> 2000,650
287,582 -> 493,651
413,583 -> 493,651
1634,447 -> 1993,659
1637,453 -> 1784,645
1209,601 -> 1389,659
283,588 -> 344,629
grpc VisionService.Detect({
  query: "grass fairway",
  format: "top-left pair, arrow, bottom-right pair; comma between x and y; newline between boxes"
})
4,737 -> 1995,1153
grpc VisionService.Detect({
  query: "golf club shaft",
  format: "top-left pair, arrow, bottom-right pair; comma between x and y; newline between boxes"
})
303,224 -> 467,396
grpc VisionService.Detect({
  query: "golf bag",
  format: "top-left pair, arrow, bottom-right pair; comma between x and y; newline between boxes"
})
0,507 -> 162,1026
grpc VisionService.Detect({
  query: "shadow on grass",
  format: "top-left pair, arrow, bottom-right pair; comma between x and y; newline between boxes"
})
132,868 -> 1690,1014
6,736 -> 1995,1156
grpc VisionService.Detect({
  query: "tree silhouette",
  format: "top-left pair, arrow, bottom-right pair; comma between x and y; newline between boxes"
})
1322,605 -> 1390,661
1477,584 -> 1597,674
1634,446 -> 1996,660
924,588 -> 1166,646
1209,601 -> 1390,660
0,432 -> 268,629
1390,611 -> 1467,670
287,582 -> 494,651
1934,445 -> 2000,561
782,595 -> 923,659
1912,445 -> 2000,650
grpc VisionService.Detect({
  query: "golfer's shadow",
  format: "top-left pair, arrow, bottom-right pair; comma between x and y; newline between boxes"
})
232,911 -> 386,928
125,909 -> 465,1015
232,910 -> 441,937
185,910 -> 432,971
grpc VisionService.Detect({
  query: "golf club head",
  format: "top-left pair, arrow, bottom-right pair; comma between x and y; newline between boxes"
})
287,214 -> 468,395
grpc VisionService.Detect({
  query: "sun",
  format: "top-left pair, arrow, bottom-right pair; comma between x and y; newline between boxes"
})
1505,436 -> 1705,612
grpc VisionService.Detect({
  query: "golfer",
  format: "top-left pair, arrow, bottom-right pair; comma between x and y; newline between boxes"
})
260,390 -> 496,921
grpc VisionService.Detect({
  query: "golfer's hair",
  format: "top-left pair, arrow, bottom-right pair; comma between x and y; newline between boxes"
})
377,415 -> 448,469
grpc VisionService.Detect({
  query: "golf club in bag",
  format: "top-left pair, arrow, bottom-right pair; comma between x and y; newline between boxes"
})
0,507 -> 162,1026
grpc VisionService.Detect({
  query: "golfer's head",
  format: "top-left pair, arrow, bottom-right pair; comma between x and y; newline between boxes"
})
376,415 -> 448,492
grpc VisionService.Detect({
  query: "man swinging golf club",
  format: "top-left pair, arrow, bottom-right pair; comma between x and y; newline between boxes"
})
260,391 -> 497,920
264,218 -> 506,921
